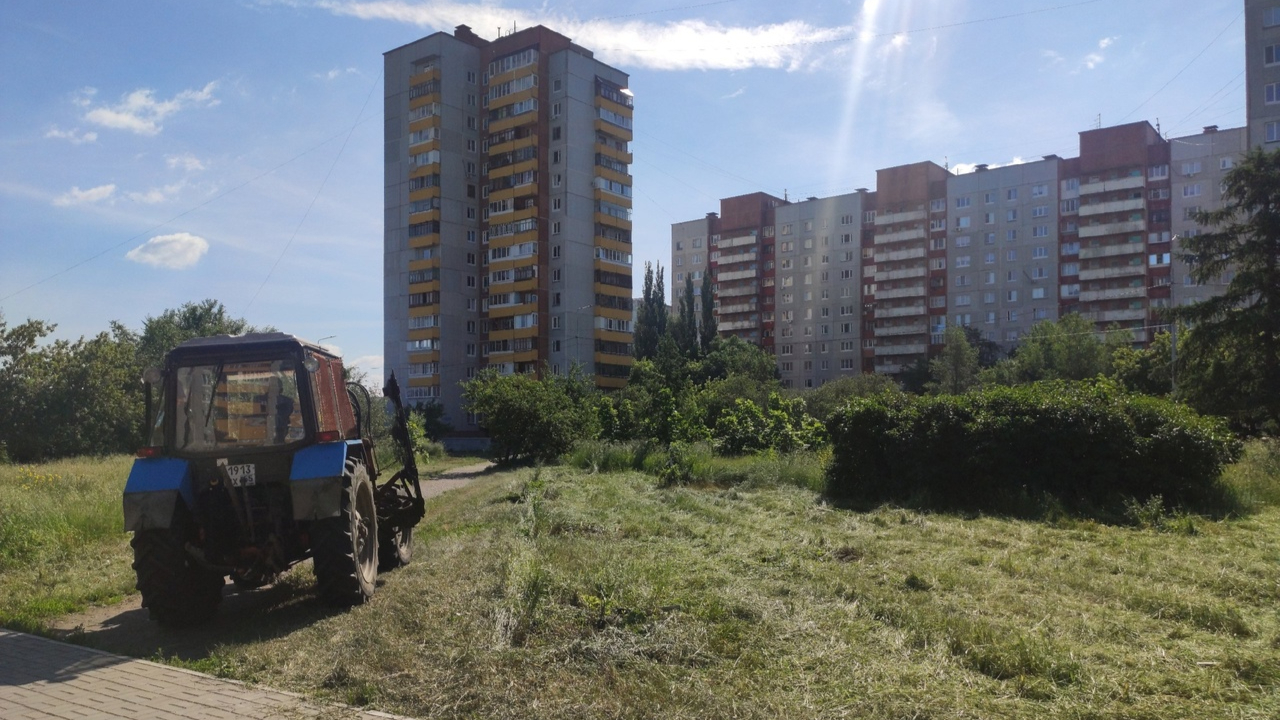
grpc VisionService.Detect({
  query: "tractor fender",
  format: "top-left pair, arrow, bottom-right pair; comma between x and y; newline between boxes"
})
123,458 -> 195,532
289,441 -> 362,521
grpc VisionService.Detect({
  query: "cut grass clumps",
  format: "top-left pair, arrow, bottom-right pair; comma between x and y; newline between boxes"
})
826,380 -> 1242,516
566,439 -> 827,492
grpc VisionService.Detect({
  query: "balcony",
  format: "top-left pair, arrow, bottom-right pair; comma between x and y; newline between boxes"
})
718,251 -> 757,265
1079,219 -> 1146,238
875,323 -> 927,337
1078,264 -> 1145,281
874,227 -> 926,244
1081,308 -> 1146,323
873,247 -> 926,263
875,209 -> 926,226
1079,175 -> 1145,195
718,284 -> 758,297
719,234 -> 757,249
719,302 -> 757,315
717,268 -> 758,282
874,266 -> 927,282
875,363 -> 906,374
1078,286 -> 1146,302
874,304 -> 926,319
1079,197 -> 1145,217
876,286 -> 927,300
720,319 -> 759,331
875,343 -> 927,356
1079,242 -> 1145,260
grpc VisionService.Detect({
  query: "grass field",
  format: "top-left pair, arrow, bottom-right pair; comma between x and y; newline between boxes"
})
3,443 -> 1278,718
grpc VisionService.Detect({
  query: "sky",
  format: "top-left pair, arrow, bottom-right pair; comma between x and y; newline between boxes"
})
0,0 -> 1246,380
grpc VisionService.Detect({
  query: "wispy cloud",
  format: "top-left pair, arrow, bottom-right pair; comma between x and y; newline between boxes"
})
166,153 -> 206,171
82,81 -> 220,136
1082,36 -> 1117,71
722,87 -> 746,100
313,1 -> 853,71
127,181 -> 186,204
45,126 -> 98,144
52,183 -> 116,206
951,157 -> 1028,175
348,354 -> 384,380
315,67 -> 360,80
125,232 -> 209,269
1041,49 -> 1064,65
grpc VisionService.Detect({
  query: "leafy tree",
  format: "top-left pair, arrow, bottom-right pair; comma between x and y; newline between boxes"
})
1111,330 -> 1173,396
713,393 -> 825,455
672,274 -> 699,358
926,326 -> 980,395
693,335 -> 778,385
1168,146 -> 1280,431
963,326 -> 1003,368
462,366 -> 598,463
798,373 -> 901,423
981,314 -> 1113,385
699,272 -> 717,354
136,299 -> 265,371
898,356 -> 932,394
633,262 -> 667,361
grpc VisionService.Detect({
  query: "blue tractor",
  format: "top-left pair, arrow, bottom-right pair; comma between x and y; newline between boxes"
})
122,333 -> 424,625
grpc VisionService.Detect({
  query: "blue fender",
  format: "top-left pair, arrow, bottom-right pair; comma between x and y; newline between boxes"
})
122,458 -> 194,532
289,441 -> 362,521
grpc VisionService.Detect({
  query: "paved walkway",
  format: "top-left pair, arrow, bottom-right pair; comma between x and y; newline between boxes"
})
0,630 -> 409,719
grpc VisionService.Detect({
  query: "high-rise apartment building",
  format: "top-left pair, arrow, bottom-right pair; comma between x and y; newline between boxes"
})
385,25 -> 634,437
1246,0 -> 1280,146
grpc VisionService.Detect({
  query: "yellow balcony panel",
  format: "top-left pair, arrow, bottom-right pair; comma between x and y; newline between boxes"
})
594,329 -> 633,344
487,230 -> 540,250
408,236 -> 440,249
487,64 -> 536,90
594,283 -> 631,298
594,95 -> 633,119
595,306 -> 631,322
594,188 -> 632,209
409,164 -> 440,179
407,375 -> 440,388
594,236 -> 632,255
408,208 -> 440,223
407,279 -> 440,293
510,349 -> 540,365
487,253 -> 538,270
596,143 -> 633,164
407,258 -> 440,271
410,67 -> 441,83
488,158 -> 539,181
595,375 -> 627,389
408,187 -> 441,202
593,258 -> 634,274
408,328 -> 440,340
595,212 -> 631,230
489,112 -> 537,135
595,118 -> 633,142
492,86 -> 537,109
408,116 -> 440,133
407,138 -> 440,154
596,166 -> 631,186
407,351 -> 439,364
488,326 -> 539,341
408,305 -> 439,318
408,92 -> 441,110
487,133 -> 537,157
595,352 -> 635,366
488,278 -> 539,295
487,184 -> 538,204
506,206 -> 538,224
487,301 -> 537,319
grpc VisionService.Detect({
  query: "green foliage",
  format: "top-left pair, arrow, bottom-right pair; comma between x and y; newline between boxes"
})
980,314 -> 1114,386
1169,146 -> 1280,431
796,373 -> 902,423
713,393 -> 825,455
1110,329 -> 1173,396
462,366 -> 599,464
692,335 -> 779,385
672,274 -> 700,359
926,326 -> 980,395
136,299 -> 264,372
698,272 -> 717,355
633,262 -> 667,361
826,380 -> 1242,515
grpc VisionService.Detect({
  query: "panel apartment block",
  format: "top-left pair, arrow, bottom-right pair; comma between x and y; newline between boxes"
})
707,193 -> 785,349
1169,125 -> 1248,307
385,25 -> 634,436
1247,0 -> 1280,147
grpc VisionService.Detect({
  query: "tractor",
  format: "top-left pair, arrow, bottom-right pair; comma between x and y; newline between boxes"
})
122,332 -> 424,625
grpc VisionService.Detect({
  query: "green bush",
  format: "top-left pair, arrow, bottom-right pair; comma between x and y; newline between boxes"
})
825,381 -> 1241,515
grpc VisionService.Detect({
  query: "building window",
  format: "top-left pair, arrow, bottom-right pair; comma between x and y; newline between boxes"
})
1031,287 -> 1046,299
552,245 -> 561,258
552,102 -> 562,118
552,126 -> 562,141
1181,161 -> 1202,176
1269,122 -> 1280,143
552,221 -> 561,234
552,150 -> 561,164
955,197 -> 971,209
1007,188 -> 1018,201
1267,7 -> 1280,27
1007,290 -> 1018,302
1221,157 -> 1235,170
1031,184 -> 1048,198
1183,183 -> 1202,197
553,197 -> 562,211
1006,209 -> 1018,222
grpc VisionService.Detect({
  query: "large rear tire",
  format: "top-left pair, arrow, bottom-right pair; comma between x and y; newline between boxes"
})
378,525 -> 413,572
312,461 -> 378,606
131,509 -> 224,626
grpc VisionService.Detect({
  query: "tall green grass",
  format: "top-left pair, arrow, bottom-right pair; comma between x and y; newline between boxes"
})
565,439 -> 828,492
0,456 -> 136,630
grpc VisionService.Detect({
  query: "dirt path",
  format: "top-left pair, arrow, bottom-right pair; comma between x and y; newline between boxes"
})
47,462 -> 494,660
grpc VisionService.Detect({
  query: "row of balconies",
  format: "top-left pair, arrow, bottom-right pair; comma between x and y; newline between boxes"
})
1079,197 -> 1145,217
1079,175 -> 1145,195
875,209 -> 926,226
1078,286 -> 1145,302
874,266 -> 928,282
1078,264 -> 1145,281
874,227 -> 926,244
1079,242 -> 1145,259
873,247 -> 926,263
1078,308 -> 1147,322
1079,219 -> 1146,238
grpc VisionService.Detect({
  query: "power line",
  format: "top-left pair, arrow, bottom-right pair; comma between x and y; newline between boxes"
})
1120,9 -> 1243,123
243,70 -> 383,312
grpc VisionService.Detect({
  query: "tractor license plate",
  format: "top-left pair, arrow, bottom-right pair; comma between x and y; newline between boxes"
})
226,463 -> 257,487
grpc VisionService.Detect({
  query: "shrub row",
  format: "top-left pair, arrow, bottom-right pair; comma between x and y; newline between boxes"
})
565,439 -> 827,492
825,381 -> 1242,514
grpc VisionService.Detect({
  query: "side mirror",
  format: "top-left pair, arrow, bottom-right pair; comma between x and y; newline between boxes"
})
303,353 -> 320,373
142,367 -> 163,385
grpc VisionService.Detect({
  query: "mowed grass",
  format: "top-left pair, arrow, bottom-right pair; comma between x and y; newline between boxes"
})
0,456 -> 136,630
3,444 -> 1278,718
184,449 -> 1280,720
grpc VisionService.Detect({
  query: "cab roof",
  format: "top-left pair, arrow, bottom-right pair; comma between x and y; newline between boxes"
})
169,332 -> 339,359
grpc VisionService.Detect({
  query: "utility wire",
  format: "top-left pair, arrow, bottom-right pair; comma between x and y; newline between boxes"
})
1120,9 -> 1243,123
243,70 -> 383,312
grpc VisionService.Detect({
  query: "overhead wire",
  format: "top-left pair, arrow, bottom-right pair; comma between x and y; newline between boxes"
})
1120,9 -> 1243,123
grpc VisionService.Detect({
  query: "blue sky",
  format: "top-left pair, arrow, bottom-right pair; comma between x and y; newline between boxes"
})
0,0 -> 1245,379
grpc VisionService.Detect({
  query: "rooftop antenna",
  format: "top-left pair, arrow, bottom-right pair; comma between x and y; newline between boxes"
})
1095,113 -> 1102,129
944,155 -> 949,171
1156,117 -> 1162,137
784,188 -> 789,202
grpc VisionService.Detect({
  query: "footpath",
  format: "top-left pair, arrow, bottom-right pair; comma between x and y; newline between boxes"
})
0,462 -> 493,720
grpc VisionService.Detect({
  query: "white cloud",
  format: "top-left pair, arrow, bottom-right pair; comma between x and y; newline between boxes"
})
722,87 -> 746,99
316,67 -> 360,80
71,87 -> 97,107
166,153 -> 206,171
125,232 -> 209,269
951,157 -> 1027,175
321,342 -> 343,357
127,181 -> 186,204
315,1 -> 853,71
45,126 -> 98,144
52,183 -> 116,206
1082,36 -> 1117,71
348,354 -> 384,379
83,81 -> 220,136
1041,49 -> 1065,65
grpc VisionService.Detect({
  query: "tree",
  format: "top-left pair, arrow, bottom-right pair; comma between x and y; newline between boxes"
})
980,314 -> 1112,385
926,326 -> 980,395
633,262 -> 667,361
672,274 -> 699,358
1111,329 -> 1173,397
136,299 -> 262,371
798,373 -> 901,423
693,335 -> 778,385
698,272 -> 717,355
462,366 -> 599,463
1168,146 -> 1280,431
963,326 -> 1003,368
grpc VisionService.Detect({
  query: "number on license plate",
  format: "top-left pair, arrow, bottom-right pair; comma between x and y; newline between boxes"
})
226,463 -> 257,487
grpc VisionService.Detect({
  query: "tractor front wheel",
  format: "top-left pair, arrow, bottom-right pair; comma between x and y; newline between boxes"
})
312,461 -> 378,606
131,510 -> 224,626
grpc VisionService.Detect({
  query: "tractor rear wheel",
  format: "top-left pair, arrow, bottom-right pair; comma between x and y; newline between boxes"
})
312,461 -> 378,606
131,509 -> 224,626
378,485 -> 415,572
